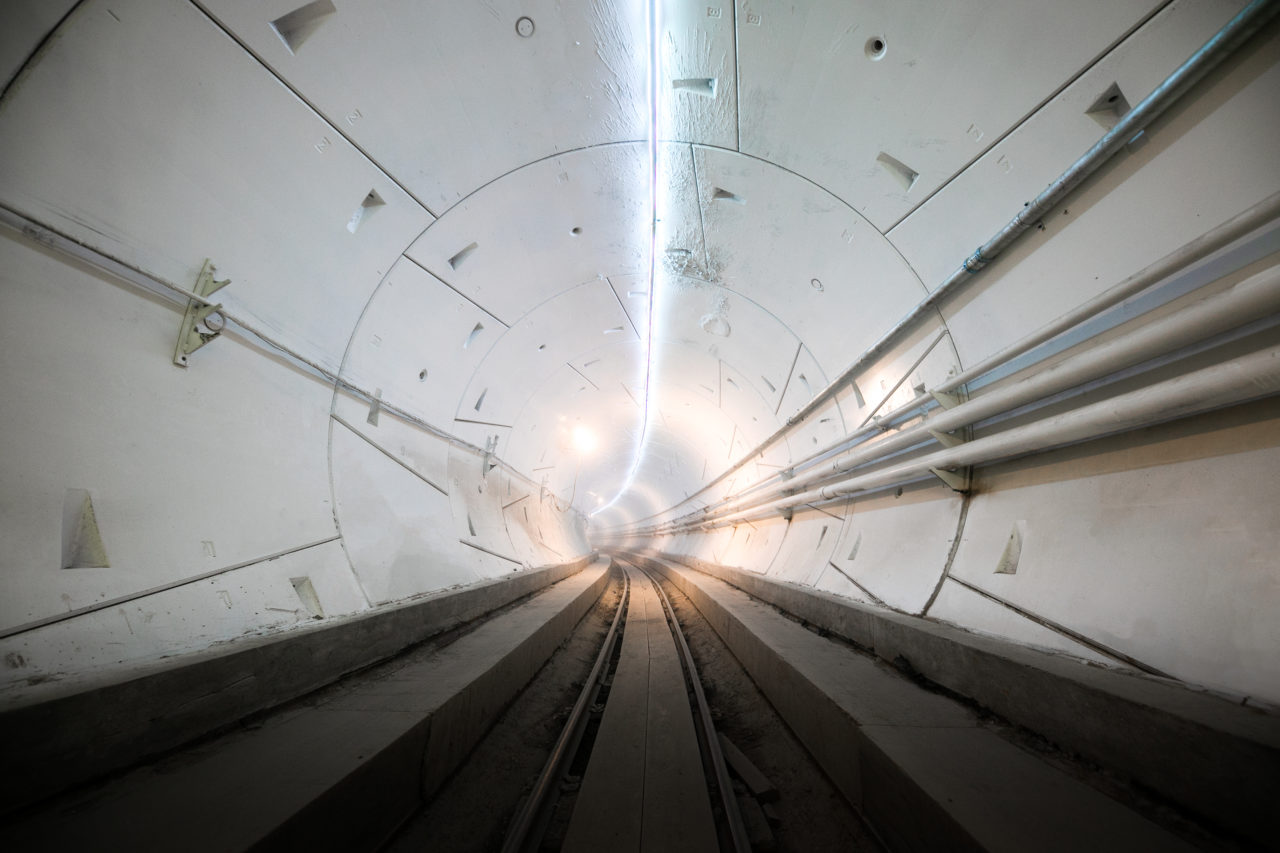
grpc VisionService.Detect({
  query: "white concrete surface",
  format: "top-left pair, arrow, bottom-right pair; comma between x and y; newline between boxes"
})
0,0 -> 1277,714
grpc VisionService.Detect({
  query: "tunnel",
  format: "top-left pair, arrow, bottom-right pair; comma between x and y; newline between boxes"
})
1,0 -> 1279,850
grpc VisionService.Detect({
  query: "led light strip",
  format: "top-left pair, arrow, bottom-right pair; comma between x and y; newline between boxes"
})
593,0 -> 661,517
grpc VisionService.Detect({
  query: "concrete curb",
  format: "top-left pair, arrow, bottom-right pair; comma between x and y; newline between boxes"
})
643,550 -> 1280,847
1,560 -> 611,852
0,555 -> 593,816
631,553 -> 1195,852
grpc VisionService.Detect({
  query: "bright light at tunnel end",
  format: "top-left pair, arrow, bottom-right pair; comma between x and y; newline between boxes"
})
571,424 -> 598,455
591,0 -> 663,518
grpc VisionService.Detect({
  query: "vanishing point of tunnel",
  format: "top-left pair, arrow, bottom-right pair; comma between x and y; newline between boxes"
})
1,1 -> 1279,850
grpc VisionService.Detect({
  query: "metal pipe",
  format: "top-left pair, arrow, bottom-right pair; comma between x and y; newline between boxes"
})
698,264 -> 1280,523
0,204 -> 552,496
786,0 -> 1280,432
666,190 -> 1280,533
935,189 -> 1280,395
631,1 -> 1280,529
716,344 -> 1280,527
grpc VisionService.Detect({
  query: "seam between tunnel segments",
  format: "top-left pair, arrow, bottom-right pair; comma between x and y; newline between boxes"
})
400,255 -> 512,329
944,574 -> 1170,678
184,0 -> 439,219
880,0 -> 1179,236
331,414 -> 448,495
0,0 -> 89,106
0,536 -> 343,641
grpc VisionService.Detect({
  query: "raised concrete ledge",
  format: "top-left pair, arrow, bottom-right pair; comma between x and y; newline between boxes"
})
631,553 -> 1194,852
0,560 -> 611,852
0,554 -> 593,816
642,550 -> 1280,847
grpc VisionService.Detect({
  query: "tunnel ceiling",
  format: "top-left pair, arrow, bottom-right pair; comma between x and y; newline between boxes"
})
0,0 -> 1236,532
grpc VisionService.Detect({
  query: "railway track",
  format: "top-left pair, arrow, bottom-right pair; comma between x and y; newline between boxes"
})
502,557 -> 752,853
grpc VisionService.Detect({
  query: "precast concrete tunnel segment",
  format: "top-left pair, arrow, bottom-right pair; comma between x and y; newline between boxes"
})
1,0 -> 1279,849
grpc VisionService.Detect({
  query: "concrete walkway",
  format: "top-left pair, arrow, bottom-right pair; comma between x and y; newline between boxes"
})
0,561 -> 610,852
633,554 -> 1196,853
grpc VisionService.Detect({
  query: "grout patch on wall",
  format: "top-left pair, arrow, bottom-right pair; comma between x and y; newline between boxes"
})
876,151 -> 919,192
449,242 -> 479,271
847,531 -> 863,562
289,576 -> 325,618
995,521 -> 1026,574
673,77 -> 717,97
850,380 -> 866,409
288,573 -> 325,614
61,488 -> 109,569
1086,82 -> 1131,130
346,189 -> 385,234
269,0 -> 336,55
366,388 -> 382,426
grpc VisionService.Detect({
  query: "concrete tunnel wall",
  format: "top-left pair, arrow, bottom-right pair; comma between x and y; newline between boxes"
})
0,0 -> 1278,712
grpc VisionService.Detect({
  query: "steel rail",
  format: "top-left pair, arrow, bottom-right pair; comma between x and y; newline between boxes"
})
627,558 -> 753,853
500,563 -> 631,853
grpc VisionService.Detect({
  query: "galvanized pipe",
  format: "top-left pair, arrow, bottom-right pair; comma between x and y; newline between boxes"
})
696,264 -> 1280,523
713,344 -> 1280,528
935,189 -> 1280,395
663,191 -> 1280,534
787,0 -> 1280,431
631,0 -> 1280,530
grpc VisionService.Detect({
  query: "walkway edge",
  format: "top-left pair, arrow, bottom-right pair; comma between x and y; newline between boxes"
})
639,550 -> 1280,846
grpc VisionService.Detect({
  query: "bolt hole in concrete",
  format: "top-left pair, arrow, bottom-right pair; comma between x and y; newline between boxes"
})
866,36 -> 887,60
515,16 -> 535,37
418,369 -> 428,381
810,278 -> 824,292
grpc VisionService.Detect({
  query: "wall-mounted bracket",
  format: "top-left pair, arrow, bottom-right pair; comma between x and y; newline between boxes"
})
173,259 -> 230,367
482,434 -> 499,476
930,389 -> 963,410
928,428 -> 966,448
929,466 -> 971,492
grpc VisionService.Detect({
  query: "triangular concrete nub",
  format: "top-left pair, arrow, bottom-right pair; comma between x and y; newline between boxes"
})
62,488 -> 109,569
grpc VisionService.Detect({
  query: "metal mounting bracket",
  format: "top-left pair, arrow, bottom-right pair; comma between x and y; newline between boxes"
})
173,259 -> 230,367
930,389 -> 963,410
928,428 -> 966,448
481,434 -> 501,476
929,466 -> 971,493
